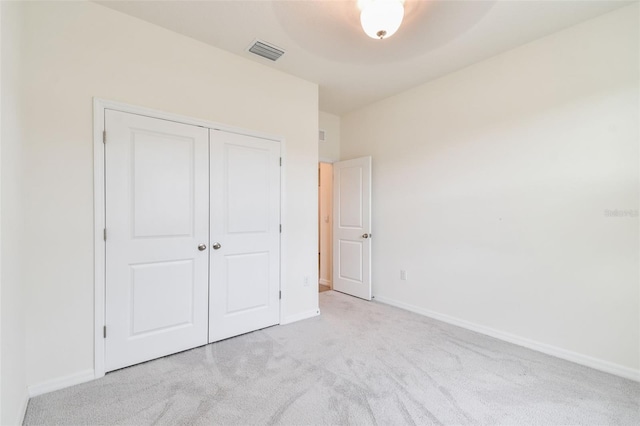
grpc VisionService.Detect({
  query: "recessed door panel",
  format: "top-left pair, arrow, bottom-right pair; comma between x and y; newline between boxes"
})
209,130 -> 281,342
338,166 -> 363,229
225,252 -> 269,314
226,145 -> 270,234
130,260 -> 194,336
338,240 -> 363,283
132,132 -> 194,238
105,110 -> 209,372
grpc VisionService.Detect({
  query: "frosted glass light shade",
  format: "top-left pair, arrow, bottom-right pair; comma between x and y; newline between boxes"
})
360,0 -> 405,40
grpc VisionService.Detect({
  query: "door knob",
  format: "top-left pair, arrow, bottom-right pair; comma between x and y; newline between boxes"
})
362,233 -> 371,239
212,242 -> 222,250
198,244 -> 207,251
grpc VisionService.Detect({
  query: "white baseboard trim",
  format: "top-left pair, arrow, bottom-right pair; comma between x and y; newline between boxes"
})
281,308 -> 320,325
374,295 -> 640,382
319,279 -> 332,287
28,369 -> 96,398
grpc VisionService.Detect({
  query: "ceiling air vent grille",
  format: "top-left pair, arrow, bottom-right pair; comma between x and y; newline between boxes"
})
248,40 -> 285,61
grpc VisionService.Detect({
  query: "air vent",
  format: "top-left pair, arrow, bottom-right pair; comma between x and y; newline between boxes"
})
247,40 -> 285,61
319,129 -> 326,142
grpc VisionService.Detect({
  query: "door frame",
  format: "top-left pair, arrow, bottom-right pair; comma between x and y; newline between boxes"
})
92,98 -> 287,378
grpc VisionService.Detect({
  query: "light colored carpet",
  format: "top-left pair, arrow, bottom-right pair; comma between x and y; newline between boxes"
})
24,291 -> 640,425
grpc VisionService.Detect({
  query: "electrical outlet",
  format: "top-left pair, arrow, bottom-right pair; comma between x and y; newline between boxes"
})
400,270 -> 407,281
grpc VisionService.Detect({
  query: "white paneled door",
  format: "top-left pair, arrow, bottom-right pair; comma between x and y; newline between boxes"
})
104,110 -> 210,371
104,110 -> 281,371
333,157 -> 372,300
209,130 -> 281,342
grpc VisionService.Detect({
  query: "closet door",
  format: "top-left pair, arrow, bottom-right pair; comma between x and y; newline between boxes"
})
209,130 -> 281,342
104,110 -> 209,371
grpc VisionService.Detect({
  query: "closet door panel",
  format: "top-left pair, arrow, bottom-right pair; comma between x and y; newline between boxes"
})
105,110 -> 209,372
209,130 -> 281,342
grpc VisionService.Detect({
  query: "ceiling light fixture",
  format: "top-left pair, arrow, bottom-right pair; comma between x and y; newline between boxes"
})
359,0 -> 405,40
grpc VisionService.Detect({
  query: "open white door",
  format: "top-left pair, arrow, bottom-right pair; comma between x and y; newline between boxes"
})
333,156 -> 372,300
105,110 -> 210,371
208,130 -> 281,342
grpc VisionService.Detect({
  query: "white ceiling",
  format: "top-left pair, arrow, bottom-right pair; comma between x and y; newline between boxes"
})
98,0 -> 634,115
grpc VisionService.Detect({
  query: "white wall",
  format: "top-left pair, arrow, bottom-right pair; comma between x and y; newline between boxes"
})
319,111 -> 341,162
19,1 -> 318,391
1,1 -> 28,424
342,5 -> 639,377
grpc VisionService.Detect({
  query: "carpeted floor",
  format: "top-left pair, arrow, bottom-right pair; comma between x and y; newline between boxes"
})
24,291 -> 640,425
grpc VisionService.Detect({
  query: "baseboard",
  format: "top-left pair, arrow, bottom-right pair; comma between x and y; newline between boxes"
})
374,295 -> 640,382
280,308 -> 320,325
28,369 -> 96,398
319,279 -> 332,287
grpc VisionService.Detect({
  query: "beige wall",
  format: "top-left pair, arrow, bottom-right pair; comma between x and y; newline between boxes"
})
318,163 -> 333,287
1,1 -> 28,424
19,0 -> 318,392
318,112 -> 339,289
319,111 -> 341,162
342,5 -> 639,376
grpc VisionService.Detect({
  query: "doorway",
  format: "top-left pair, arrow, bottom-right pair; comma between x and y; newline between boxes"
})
318,162 -> 333,293
318,156 -> 373,300
331,156 -> 373,300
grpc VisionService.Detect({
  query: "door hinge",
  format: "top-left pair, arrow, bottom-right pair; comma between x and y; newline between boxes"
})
103,326 -> 107,338
103,228 -> 107,241
279,291 -> 282,300
279,224 -> 282,233
279,157 -> 282,166
102,130 -> 106,144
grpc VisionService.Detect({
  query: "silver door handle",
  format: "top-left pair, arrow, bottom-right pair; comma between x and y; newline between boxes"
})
212,242 -> 222,250
362,233 -> 371,239
198,244 -> 207,251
